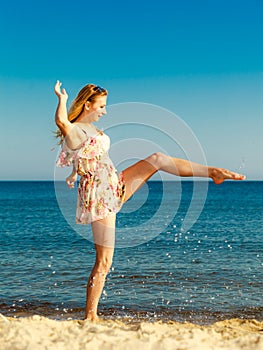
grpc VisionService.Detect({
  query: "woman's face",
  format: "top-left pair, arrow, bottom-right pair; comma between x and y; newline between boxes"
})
89,95 -> 107,121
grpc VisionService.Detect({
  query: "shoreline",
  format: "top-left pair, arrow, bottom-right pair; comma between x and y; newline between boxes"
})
1,314 -> 263,350
1,301 -> 262,326
1,305 -> 262,326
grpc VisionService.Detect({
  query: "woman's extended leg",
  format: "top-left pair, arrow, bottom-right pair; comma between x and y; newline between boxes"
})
121,152 -> 245,202
85,214 -> 116,321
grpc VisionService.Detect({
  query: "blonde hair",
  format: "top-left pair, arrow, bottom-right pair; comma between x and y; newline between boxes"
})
55,84 -> 108,143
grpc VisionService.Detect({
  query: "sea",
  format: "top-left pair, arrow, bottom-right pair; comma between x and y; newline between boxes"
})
0,180 -> 262,325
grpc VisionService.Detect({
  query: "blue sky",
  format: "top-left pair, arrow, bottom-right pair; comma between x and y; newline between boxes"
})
0,0 -> 262,180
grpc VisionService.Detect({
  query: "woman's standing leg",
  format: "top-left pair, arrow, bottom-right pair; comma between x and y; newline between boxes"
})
85,214 -> 116,321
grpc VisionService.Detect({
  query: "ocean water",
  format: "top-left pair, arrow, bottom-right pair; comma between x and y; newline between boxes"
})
0,180 -> 262,325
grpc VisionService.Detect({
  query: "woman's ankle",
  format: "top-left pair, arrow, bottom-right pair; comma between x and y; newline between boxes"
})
85,310 -> 99,321
85,314 -> 99,321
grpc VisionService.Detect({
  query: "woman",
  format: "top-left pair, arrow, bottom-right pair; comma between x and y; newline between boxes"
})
54,81 -> 245,321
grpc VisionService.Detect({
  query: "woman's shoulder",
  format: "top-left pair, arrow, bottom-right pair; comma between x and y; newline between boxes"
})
73,123 -> 104,137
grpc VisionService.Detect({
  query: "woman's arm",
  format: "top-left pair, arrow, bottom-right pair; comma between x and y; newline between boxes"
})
54,81 -> 85,149
54,81 -> 71,135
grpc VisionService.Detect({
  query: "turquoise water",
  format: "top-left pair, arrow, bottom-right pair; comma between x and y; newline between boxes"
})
0,181 -> 262,324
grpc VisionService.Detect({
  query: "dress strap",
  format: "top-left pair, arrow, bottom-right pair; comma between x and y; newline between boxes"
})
80,128 -> 92,140
77,126 -> 102,140
81,128 -> 102,138
81,128 -> 87,135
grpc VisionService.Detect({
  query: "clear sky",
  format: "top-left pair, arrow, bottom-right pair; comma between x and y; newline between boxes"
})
0,0 -> 262,180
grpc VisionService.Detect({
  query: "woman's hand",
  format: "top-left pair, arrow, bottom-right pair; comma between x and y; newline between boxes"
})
54,80 -> 71,134
66,172 -> 78,189
54,80 -> 68,101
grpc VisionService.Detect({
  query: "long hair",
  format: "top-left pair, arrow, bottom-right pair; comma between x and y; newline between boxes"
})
55,84 -> 108,144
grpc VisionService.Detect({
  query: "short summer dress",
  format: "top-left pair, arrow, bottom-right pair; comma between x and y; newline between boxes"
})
56,129 -> 126,224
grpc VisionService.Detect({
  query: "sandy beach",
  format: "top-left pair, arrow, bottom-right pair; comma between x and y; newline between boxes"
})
0,314 -> 262,350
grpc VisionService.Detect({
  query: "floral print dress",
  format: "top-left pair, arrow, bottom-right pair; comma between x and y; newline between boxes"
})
56,130 -> 126,224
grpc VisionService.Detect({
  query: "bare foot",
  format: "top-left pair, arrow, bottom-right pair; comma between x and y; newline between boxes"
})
209,167 -> 246,185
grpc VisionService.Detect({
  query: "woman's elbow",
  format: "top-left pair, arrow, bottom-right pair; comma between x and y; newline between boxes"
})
55,119 -> 68,137
55,116 -> 63,128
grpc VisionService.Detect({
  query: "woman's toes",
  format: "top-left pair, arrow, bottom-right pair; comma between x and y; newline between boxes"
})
232,172 -> 246,180
211,168 -> 245,184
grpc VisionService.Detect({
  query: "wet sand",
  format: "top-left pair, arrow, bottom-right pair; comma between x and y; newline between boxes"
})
0,314 -> 263,350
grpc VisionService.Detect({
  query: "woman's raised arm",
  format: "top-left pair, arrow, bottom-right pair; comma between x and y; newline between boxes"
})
54,81 -> 85,149
54,80 -> 71,135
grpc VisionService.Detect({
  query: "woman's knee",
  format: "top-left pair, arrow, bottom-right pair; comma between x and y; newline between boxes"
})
95,256 -> 113,274
148,152 -> 166,170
